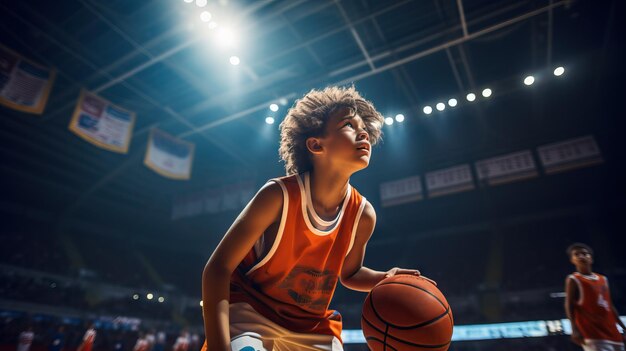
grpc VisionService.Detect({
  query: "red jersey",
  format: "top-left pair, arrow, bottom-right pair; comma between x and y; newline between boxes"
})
569,272 -> 622,343
230,172 -> 366,341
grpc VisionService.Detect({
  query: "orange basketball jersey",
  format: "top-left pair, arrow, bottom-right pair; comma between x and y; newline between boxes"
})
230,172 -> 367,341
569,272 -> 622,343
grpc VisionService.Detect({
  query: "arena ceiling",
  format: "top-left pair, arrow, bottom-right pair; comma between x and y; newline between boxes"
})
0,0 -> 622,244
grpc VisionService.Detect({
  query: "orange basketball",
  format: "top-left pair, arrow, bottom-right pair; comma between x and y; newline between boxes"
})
361,274 -> 453,351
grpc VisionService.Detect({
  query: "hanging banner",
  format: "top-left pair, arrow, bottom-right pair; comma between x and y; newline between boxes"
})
171,181 -> 256,220
537,135 -> 603,174
0,44 -> 56,114
68,90 -> 135,153
475,150 -> 538,186
380,176 -> 423,207
144,129 -> 195,180
425,164 -> 474,198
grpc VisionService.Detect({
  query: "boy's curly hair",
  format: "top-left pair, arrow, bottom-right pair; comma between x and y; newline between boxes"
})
279,86 -> 384,175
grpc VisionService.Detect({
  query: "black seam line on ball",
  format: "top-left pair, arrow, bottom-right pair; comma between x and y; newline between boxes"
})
370,284 -> 450,329
365,337 -> 397,351
390,306 -> 450,330
383,324 -> 389,351
362,316 -> 451,349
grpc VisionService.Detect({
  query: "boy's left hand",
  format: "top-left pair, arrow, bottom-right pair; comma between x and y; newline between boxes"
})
384,267 -> 437,286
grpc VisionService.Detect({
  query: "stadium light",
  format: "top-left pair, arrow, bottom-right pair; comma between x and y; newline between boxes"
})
132,294 -> 139,300
196,0 -> 207,7
466,93 -> 476,102
482,88 -> 492,98
269,103 -> 279,112
448,98 -> 457,107
229,56 -> 240,66
436,102 -> 445,111
384,117 -> 394,125
158,297 -> 165,303
524,76 -> 535,86
423,106 -> 433,115
147,293 -> 154,300
200,11 -> 212,22
554,66 -> 565,76
395,114 -> 405,122
265,117 -> 275,125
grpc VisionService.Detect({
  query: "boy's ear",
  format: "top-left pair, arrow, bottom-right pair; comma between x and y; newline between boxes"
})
306,137 -> 324,155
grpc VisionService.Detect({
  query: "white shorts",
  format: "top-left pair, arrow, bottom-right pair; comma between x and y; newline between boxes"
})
229,302 -> 343,351
582,340 -> 625,351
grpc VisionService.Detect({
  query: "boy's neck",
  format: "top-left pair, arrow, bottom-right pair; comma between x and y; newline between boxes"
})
576,265 -> 593,275
308,168 -> 351,216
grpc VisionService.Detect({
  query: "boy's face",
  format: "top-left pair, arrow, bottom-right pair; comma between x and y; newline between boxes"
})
570,248 -> 593,267
310,107 -> 371,172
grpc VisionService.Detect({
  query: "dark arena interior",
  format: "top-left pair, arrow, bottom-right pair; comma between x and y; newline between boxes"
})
1,0 -> 625,351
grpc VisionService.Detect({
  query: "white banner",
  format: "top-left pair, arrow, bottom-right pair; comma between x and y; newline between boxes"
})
0,44 -> 56,114
537,135 -> 603,174
144,129 -> 195,180
475,150 -> 537,186
425,164 -> 474,197
68,90 -> 135,153
380,176 -> 422,207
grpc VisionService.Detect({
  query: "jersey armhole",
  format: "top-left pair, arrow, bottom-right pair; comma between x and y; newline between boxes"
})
345,198 -> 367,258
245,179 -> 288,276
568,274 -> 584,306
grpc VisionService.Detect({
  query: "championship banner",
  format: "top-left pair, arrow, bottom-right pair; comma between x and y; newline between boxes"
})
537,135 -> 603,174
144,129 -> 195,180
68,90 -> 135,153
171,181 -> 256,220
0,44 -> 56,114
425,164 -> 474,198
475,150 -> 537,186
380,176 -> 423,207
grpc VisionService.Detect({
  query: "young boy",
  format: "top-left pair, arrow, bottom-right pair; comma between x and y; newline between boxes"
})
565,243 -> 626,351
201,86 -> 422,351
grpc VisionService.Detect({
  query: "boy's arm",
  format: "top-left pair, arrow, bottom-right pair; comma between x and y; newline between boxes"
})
339,201 -> 419,292
202,182 -> 283,351
564,276 -> 583,345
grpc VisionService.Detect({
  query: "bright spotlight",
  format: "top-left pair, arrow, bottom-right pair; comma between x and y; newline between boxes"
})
395,114 -> 405,122
132,294 -> 139,300
208,21 -> 218,30
466,93 -> 476,102
482,88 -> 492,98
524,76 -> 535,86
215,27 -> 236,48
229,56 -> 240,65
554,66 -> 565,76
423,106 -> 433,115
269,103 -> 279,112
384,117 -> 394,125
200,11 -> 212,22
448,98 -> 457,107
199,300 -> 204,307
158,297 -> 165,303
195,0 -> 207,7
265,117 -> 275,125
183,0 -> 193,3
436,102 -> 445,111
279,98 -> 288,105
147,293 -> 154,300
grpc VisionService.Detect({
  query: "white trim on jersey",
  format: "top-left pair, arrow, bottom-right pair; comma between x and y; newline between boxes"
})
345,198 -> 367,258
246,179 -> 289,276
297,173 -> 351,236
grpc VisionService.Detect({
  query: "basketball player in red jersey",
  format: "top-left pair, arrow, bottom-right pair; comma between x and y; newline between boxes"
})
201,86 -> 423,351
565,243 -> 626,351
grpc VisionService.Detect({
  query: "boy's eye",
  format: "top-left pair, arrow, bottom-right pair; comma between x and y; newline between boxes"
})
343,122 -> 354,128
